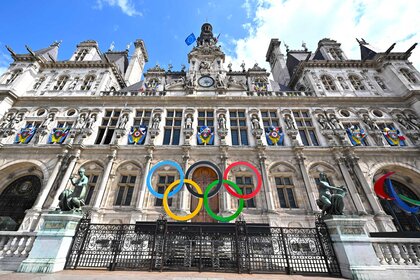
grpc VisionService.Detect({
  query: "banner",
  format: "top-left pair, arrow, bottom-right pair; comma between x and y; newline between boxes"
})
265,126 -> 284,145
15,126 -> 36,144
346,125 -> 367,146
197,126 -> 214,145
128,125 -> 147,145
48,127 -> 70,144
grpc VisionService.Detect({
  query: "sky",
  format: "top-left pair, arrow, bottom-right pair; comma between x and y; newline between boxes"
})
0,0 -> 419,76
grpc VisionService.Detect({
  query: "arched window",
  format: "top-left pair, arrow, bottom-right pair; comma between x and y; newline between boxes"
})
329,48 -> 344,60
80,75 -> 95,91
400,68 -> 417,83
114,174 -> 136,206
349,75 -> 365,90
75,49 -> 88,61
275,176 -> 298,209
33,77 -> 45,90
321,75 -> 336,90
379,180 -> 420,231
53,75 -> 69,90
5,69 -> 22,84
374,76 -> 387,90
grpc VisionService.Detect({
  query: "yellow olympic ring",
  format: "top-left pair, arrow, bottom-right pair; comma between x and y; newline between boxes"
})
163,179 -> 203,221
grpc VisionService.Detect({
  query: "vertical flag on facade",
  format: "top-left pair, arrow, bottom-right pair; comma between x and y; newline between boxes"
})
185,33 -> 196,46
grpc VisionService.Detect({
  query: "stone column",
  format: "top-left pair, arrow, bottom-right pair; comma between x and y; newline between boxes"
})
136,148 -> 154,211
294,149 -> 318,212
178,149 -> 191,214
92,149 -> 117,210
219,151 -> 232,213
50,149 -> 81,209
32,150 -> 68,210
334,153 -> 367,215
258,152 -> 275,212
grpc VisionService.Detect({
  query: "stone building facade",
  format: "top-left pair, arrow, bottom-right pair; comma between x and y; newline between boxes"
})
0,23 -> 419,234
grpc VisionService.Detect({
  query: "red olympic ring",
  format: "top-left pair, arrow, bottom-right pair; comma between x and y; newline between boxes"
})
223,161 -> 262,200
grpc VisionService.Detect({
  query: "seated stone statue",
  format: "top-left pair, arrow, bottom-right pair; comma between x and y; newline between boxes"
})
58,167 -> 88,211
316,172 -> 347,216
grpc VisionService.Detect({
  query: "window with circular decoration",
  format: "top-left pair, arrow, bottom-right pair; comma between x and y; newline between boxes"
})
339,110 -> 350,117
372,110 -> 383,118
198,76 -> 214,88
37,109 -> 46,116
67,109 -> 76,116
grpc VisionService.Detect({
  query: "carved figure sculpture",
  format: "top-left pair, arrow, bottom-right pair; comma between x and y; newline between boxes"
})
152,115 -> 161,129
216,71 -> 225,88
251,115 -> 261,129
118,114 -> 129,129
284,114 -> 296,130
240,62 -> 246,72
362,114 -> 379,130
329,114 -> 344,130
0,113 -> 14,129
317,114 -> 332,130
58,167 -> 88,211
85,114 -> 96,129
218,114 -> 227,130
227,62 -> 232,72
316,172 -> 347,216
41,113 -> 55,129
75,114 -> 86,129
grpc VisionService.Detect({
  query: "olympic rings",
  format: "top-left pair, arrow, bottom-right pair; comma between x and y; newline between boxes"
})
164,179 -> 203,221
147,160 -> 184,199
204,180 -> 244,222
223,161 -> 262,200
185,161 -> 223,198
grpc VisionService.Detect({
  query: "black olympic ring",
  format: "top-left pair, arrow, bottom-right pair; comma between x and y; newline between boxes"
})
185,161 -> 223,198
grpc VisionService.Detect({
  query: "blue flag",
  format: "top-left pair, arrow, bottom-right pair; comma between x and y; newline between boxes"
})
185,33 -> 196,46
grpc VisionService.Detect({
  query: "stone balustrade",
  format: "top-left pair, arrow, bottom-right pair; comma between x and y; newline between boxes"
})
0,231 -> 37,270
371,237 -> 420,266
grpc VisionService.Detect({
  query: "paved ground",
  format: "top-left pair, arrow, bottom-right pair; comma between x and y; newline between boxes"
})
0,270 -> 345,280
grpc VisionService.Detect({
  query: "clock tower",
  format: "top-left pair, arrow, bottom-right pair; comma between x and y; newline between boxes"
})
186,23 -> 226,91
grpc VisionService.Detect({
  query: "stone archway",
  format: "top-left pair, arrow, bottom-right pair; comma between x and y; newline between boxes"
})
0,175 -> 41,230
190,166 -> 219,223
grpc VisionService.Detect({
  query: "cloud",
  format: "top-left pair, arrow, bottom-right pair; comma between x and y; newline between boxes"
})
227,0 -> 420,71
95,0 -> 142,16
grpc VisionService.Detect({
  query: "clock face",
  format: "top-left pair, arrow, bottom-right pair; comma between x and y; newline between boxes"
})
198,76 -> 214,88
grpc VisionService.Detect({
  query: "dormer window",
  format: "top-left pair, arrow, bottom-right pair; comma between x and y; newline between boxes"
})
75,49 -> 88,61
349,75 -> 365,90
53,75 -> 69,90
321,75 -> 336,90
329,48 -> 344,60
81,75 -> 95,91
400,68 -> 417,83
5,69 -> 22,84
33,77 -> 45,90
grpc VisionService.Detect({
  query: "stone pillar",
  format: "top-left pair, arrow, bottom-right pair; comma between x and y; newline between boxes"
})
324,216 -> 385,279
257,151 -> 275,212
50,149 -> 81,209
294,149 -> 318,212
178,148 -> 191,214
219,150 -> 232,213
136,148 -> 154,211
334,153 -> 367,215
18,212 -> 82,273
92,149 -> 117,210
32,151 -> 69,210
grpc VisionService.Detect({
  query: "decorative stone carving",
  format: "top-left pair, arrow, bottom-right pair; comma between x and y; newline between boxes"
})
215,71 -> 226,89
317,114 -> 333,130
362,114 -> 379,130
217,113 -> 228,145
117,113 -> 129,129
284,114 -> 296,130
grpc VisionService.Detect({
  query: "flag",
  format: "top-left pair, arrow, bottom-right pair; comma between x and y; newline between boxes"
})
197,126 -> 214,145
48,127 -> 70,144
15,125 -> 36,144
128,125 -> 147,145
185,33 -> 196,46
215,33 -> 221,43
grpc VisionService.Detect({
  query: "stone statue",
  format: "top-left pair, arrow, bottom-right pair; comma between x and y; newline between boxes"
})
329,114 -> 343,130
181,64 -> 186,72
85,114 -> 96,129
216,71 -> 225,88
75,114 -> 86,129
41,113 -> 55,129
58,167 -> 88,211
167,64 -> 173,72
0,113 -> 14,129
408,114 -> 420,130
152,115 -> 161,129
362,114 -> 379,130
240,61 -> 246,72
227,62 -> 232,72
397,114 -> 418,130
284,114 -> 296,130
251,115 -> 261,129
218,114 -> 227,130
185,114 -> 193,129
316,172 -> 347,216
117,114 -> 128,129
317,114 -> 332,130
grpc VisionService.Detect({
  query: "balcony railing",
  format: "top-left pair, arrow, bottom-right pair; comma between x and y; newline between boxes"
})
371,236 -> 420,265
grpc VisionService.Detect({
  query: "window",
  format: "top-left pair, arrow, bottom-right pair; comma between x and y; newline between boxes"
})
114,175 -> 136,206
349,75 -> 365,90
133,109 -> 152,127
197,110 -> 214,145
75,49 -> 88,61
84,174 -> 99,205
374,76 -> 387,90
5,70 -> 22,84
261,110 -> 283,146
33,77 -> 45,90
154,175 -> 174,206
293,110 -> 319,146
321,75 -> 336,90
56,121 -> 73,129
329,48 -> 344,60
163,110 -> 182,145
400,68 -> 417,83
343,123 -> 368,146
53,76 -> 69,90
95,109 -> 120,144
275,177 -> 298,208
230,110 -> 249,146
236,176 -> 256,208
80,75 -> 95,91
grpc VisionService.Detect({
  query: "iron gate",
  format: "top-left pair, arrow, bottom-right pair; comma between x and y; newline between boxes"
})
65,217 -> 341,276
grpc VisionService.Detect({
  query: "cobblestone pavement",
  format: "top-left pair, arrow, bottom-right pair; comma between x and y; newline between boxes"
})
0,270 -> 345,280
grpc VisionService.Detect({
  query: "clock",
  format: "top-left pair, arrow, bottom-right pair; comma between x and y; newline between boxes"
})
198,76 -> 214,87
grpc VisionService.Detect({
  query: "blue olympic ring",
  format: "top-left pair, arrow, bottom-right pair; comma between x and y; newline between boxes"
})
146,160 -> 184,199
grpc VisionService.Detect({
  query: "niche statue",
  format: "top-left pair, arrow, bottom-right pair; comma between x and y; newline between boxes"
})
58,167 -> 88,211
316,172 -> 347,216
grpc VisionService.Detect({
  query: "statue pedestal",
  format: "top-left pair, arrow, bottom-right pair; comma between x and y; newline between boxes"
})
324,215 -> 385,279
17,212 -> 82,273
